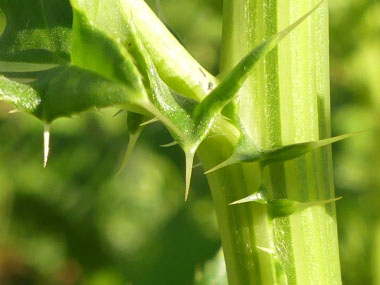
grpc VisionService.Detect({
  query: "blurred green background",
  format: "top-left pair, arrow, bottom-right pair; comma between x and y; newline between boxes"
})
0,0 -> 379,284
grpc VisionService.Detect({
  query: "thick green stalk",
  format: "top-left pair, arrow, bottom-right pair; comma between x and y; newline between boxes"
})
200,0 -> 341,284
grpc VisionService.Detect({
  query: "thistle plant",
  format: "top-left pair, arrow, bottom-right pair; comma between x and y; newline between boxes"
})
0,0 -> 356,283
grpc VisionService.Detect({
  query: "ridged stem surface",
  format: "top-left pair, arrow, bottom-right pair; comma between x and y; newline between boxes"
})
199,0 -> 342,284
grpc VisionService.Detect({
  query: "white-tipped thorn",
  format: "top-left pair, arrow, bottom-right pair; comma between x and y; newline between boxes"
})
43,124 -> 51,168
204,159 -> 232,174
8,109 -> 20,114
185,153 -> 194,202
229,191 -> 265,205
256,246 -> 275,255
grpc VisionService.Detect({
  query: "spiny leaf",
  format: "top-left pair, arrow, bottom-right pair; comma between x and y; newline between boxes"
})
193,0 -> 324,128
206,133 -> 359,173
72,0 -> 183,135
1,65 -> 147,122
121,14 -> 203,199
32,65 -> 150,122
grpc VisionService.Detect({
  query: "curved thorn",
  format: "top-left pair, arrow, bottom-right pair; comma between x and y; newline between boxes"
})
8,109 -> 20,114
116,128 -> 143,175
140,117 -> 159,126
185,153 -> 195,202
160,141 -> 178,148
43,124 -> 51,168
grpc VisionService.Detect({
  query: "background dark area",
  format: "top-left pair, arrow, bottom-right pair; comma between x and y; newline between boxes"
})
0,0 -> 379,284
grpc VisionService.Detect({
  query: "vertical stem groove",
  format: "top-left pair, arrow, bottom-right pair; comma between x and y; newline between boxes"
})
200,0 -> 342,284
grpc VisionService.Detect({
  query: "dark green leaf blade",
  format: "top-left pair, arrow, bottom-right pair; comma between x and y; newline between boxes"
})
70,1 -> 144,93
32,65 -> 148,122
1,65 -> 148,122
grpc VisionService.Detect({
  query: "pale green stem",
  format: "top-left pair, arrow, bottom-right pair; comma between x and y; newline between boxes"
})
201,0 -> 342,284
120,0 -> 342,283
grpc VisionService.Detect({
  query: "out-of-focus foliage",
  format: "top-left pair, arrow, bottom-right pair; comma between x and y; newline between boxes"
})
330,0 -> 380,284
0,0 -> 379,284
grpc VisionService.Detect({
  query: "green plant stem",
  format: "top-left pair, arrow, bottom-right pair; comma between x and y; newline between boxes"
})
200,0 -> 341,284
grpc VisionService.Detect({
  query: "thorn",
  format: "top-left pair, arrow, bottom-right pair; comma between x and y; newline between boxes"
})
204,158 -> 233,174
256,246 -> 275,255
140,117 -> 159,127
116,129 -> 142,175
185,153 -> 195,202
301,196 -> 343,210
192,162 -> 202,169
8,109 -> 20,114
43,124 -> 51,168
112,109 -> 125,117
160,141 -> 178,148
229,191 -> 266,205
94,107 -> 103,114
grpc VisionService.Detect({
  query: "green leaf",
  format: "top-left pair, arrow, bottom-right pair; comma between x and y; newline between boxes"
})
70,0 -> 145,93
70,0 -> 183,133
1,65 -> 146,122
0,0 -> 72,65
0,61 -> 58,73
